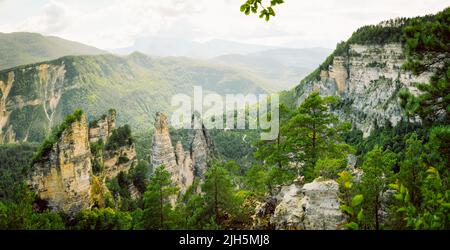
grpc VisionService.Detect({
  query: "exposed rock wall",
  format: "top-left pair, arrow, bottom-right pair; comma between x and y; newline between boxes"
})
103,145 -> 137,179
89,109 -> 116,143
0,62 -> 74,144
28,113 -> 93,215
175,141 -> 195,194
151,112 -> 195,199
296,43 -> 432,137
103,145 -> 137,178
190,125 -> 215,180
88,110 -> 136,180
151,112 -> 179,174
151,112 -> 216,199
255,177 -> 346,230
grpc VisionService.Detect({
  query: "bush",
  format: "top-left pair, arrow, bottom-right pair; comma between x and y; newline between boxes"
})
105,125 -> 134,151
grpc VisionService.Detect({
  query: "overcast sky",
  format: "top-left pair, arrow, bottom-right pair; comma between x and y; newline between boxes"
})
0,0 -> 448,49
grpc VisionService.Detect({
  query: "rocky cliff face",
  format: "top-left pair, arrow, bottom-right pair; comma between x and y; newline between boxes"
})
190,122 -> 216,180
89,110 -> 137,179
254,177 -> 345,230
89,109 -> 116,143
175,141 -> 195,194
103,144 -> 137,179
151,112 -> 216,198
28,109 -> 138,215
28,112 -> 93,215
151,112 -> 195,196
0,63 -> 72,144
296,43 -> 432,137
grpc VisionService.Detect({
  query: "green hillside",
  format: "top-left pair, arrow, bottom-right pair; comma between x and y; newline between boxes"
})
0,52 -> 268,143
0,32 -> 105,70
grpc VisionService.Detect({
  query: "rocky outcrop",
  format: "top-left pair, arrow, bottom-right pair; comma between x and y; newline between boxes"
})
190,122 -> 216,180
255,177 -> 346,230
296,43 -> 432,137
175,141 -> 195,194
88,110 -> 137,180
151,112 -> 195,198
103,144 -> 137,179
89,109 -> 116,143
151,112 -> 179,173
151,112 -> 217,200
28,112 -> 93,215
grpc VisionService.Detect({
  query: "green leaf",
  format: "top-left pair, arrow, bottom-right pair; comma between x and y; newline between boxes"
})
400,185 -> 407,194
394,193 -> 404,201
357,209 -> 364,222
388,183 -> 399,190
345,222 -> 359,230
414,219 -> 423,230
352,194 -> 364,207
339,205 -> 353,215
441,203 -> 450,209
396,207 -> 407,213
404,192 -> 411,203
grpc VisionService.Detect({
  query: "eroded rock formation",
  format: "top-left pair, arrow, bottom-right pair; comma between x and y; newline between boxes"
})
151,112 -> 216,199
28,112 -> 93,215
190,122 -> 216,180
89,110 -> 137,179
89,109 -> 116,143
103,145 -> 137,179
151,113 -> 195,196
255,177 -> 346,230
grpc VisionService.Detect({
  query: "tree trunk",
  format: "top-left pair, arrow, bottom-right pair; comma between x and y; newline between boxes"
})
375,194 -> 379,230
214,169 -> 219,225
160,186 -> 164,229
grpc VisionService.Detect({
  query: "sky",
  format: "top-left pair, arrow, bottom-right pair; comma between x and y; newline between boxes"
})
0,0 -> 448,49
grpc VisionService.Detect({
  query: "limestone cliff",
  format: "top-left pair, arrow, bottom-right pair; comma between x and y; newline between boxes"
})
254,177 -> 345,230
151,112 -> 195,196
102,144 -> 137,179
190,122 -> 216,180
89,110 -> 137,180
89,109 -> 116,143
151,112 -> 218,198
295,43 -> 432,137
175,141 -> 195,194
28,112 -> 93,215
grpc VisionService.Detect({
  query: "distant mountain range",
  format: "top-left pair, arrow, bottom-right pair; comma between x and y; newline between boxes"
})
113,36 -> 332,90
210,47 -> 331,90
112,37 -> 277,58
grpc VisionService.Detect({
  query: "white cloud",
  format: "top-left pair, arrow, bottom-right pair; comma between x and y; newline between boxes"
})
14,0 -> 73,34
0,0 -> 449,49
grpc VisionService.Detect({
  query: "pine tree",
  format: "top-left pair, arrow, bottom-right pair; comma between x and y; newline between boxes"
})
359,146 -> 397,230
142,165 -> 178,229
398,133 -> 426,206
202,162 -> 236,227
253,104 -> 296,192
283,92 -> 351,181
403,8 -> 450,125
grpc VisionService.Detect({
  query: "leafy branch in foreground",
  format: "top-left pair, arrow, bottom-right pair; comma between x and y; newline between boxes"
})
240,0 -> 284,21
